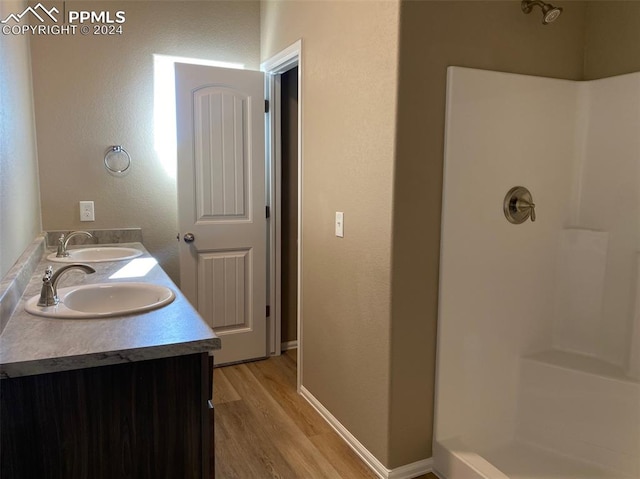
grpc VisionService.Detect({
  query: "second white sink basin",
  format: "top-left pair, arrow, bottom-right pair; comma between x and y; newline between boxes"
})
47,247 -> 143,263
25,282 -> 175,319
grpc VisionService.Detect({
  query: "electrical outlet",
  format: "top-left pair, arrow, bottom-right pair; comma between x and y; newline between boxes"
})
335,211 -> 344,237
80,201 -> 95,222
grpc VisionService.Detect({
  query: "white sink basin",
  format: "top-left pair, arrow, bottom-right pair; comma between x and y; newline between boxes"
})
25,282 -> 175,319
47,247 -> 143,263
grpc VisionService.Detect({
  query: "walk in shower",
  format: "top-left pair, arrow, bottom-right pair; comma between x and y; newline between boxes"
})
434,67 -> 640,479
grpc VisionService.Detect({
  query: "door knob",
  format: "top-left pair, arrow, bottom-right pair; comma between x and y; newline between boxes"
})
183,233 -> 195,243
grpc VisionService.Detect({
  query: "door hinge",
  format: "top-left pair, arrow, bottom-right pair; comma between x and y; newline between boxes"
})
266,305 -> 270,317
265,99 -> 269,113
266,205 -> 270,218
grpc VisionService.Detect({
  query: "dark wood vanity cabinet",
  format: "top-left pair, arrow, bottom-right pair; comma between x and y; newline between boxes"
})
1,352 -> 213,479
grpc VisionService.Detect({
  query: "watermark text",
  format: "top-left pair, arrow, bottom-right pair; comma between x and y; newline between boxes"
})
1,3 -> 126,36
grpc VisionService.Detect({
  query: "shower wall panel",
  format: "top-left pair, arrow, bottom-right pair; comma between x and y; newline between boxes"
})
574,73 -> 640,367
437,67 -> 580,450
436,66 -> 640,478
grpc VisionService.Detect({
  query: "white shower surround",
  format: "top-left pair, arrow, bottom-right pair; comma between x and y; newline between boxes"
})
435,67 -> 640,479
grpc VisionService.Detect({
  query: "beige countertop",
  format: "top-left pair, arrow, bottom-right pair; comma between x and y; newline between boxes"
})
0,242 -> 220,378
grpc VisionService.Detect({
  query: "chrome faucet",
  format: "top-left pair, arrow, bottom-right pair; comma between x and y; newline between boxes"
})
37,264 -> 96,307
56,231 -> 93,257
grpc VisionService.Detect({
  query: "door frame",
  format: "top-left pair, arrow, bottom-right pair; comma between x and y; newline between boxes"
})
261,39 -> 303,390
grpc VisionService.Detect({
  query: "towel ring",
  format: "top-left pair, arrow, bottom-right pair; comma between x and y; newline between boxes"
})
104,146 -> 131,175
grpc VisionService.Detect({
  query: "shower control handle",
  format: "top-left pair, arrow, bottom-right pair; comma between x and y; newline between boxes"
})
517,198 -> 536,222
183,233 -> 195,243
504,186 -> 536,224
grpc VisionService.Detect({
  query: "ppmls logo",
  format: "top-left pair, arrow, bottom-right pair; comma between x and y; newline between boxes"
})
1,3 -> 59,24
1,3 -> 125,36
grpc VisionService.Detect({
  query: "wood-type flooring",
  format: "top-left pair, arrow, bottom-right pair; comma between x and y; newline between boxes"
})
213,349 -> 437,479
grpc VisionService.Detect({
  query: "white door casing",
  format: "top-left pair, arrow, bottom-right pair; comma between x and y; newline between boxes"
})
262,39 -> 303,388
175,63 -> 267,365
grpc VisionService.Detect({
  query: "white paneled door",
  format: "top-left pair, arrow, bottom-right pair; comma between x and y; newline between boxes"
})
175,63 -> 267,365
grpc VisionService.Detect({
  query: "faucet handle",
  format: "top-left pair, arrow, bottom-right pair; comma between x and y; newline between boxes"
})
517,198 -> 536,222
43,266 -> 53,283
38,266 -> 56,307
56,235 -> 66,257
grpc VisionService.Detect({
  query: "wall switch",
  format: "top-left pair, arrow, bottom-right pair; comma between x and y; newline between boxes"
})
80,201 -> 95,222
335,211 -> 344,238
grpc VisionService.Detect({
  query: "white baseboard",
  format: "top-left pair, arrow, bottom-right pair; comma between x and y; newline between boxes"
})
388,458 -> 436,479
299,386 -> 433,479
281,340 -> 298,351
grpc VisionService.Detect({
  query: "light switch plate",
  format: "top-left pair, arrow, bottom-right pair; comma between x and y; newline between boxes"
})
80,201 -> 95,222
335,211 -> 344,237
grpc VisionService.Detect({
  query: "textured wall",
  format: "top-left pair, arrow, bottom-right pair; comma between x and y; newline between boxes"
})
584,2 -> 640,80
0,0 -> 42,278
262,0 -> 400,466
30,0 -> 260,282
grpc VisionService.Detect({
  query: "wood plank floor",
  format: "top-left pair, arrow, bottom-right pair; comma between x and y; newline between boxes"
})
213,349 -> 437,479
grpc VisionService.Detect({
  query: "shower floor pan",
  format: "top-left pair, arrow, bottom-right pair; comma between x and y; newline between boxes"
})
435,350 -> 639,479
483,441 -> 631,479
435,438 -> 632,479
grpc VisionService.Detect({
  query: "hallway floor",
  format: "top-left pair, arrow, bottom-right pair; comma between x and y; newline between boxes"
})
213,349 -> 437,479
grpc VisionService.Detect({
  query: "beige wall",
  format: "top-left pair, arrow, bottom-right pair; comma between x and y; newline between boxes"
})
262,0 -> 400,465
584,2 -> 640,80
0,0 -> 42,278
30,0 -> 261,282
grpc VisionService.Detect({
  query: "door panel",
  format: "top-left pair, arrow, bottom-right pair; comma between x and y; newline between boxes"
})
194,87 -> 248,219
176,63 -> 266,365
197,250 -> 250,331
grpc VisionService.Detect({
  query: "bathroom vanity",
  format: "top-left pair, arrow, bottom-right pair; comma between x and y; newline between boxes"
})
0,237 -> 220,479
